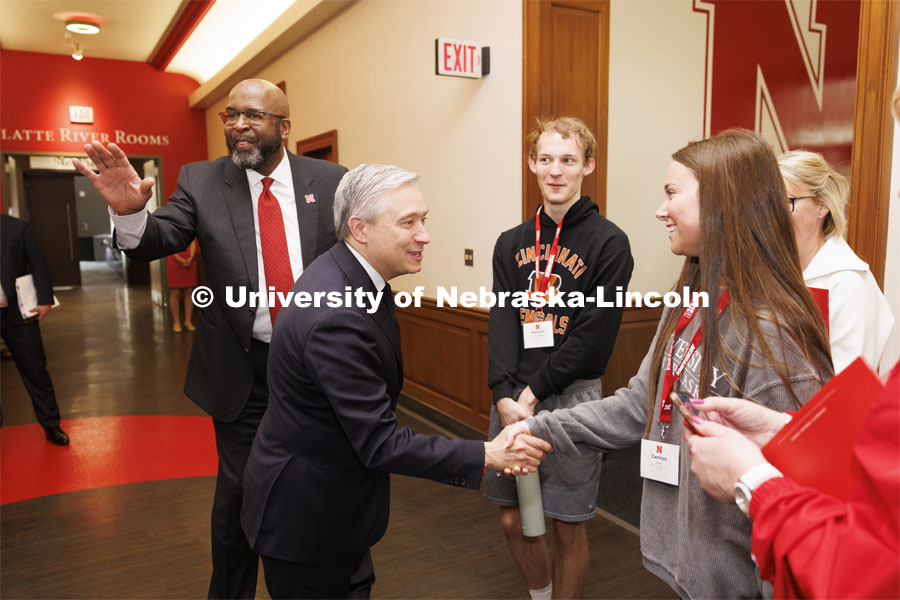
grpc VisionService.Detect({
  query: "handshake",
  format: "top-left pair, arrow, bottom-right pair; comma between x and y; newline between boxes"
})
483,388 -> 553,475
483,415 -> 552,476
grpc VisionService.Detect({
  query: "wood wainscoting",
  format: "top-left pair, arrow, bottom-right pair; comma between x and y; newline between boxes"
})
396,299 -> 663,434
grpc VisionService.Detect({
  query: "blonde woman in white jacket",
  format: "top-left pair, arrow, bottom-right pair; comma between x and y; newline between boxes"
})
779,150 -> 894,372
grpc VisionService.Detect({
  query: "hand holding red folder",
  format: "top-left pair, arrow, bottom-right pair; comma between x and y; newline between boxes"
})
761,357 -> 884,500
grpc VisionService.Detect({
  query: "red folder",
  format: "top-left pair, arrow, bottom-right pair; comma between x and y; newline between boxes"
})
761,357 -> 884,500
808,287 -> 829,334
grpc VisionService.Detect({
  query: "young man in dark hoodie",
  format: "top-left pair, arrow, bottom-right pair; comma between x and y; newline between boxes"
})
485,117 -> 633,599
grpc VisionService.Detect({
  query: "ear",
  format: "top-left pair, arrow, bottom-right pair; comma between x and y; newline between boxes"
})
817,203 -> 830,220
348,216 -> 368,244
582,157 -> 596,177
280,118 -> 291,141
528,156 -> 538,174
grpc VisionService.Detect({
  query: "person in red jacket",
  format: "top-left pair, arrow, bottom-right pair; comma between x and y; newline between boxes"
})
685,362 -> 900,598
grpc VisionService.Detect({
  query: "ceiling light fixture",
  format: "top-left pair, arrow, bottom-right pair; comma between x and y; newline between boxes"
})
72,44 -> 84,61
66,19 -> 100,35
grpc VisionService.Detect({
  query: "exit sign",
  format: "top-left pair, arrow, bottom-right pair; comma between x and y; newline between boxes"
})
435,38 -> 490,79
69,105 -> 94,124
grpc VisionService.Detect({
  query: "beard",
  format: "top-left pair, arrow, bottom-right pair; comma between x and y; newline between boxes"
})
227,129 -> 283,171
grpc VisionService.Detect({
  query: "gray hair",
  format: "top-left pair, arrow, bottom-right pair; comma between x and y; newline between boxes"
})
334,164 -> 420,240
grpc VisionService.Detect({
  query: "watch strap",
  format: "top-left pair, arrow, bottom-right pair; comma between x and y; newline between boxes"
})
739,462 -> 783,491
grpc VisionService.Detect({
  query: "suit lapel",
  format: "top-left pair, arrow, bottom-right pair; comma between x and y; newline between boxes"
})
223,162 -> 259,289
332,243 -> 403,370
289,153 -> 321,269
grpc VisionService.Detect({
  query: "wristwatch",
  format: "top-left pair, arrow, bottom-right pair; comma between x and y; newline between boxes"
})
734,462 -> 783,516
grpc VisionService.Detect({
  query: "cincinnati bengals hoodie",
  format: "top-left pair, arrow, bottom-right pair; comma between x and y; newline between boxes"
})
488,196 -> 633,403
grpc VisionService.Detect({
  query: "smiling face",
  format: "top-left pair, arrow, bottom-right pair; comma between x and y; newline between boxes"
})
353,183 -> 430,281
655,160 -> 701,257
528,131 -> 595,216
224,80 -> 290,176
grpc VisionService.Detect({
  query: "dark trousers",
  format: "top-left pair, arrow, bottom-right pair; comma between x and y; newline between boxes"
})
261,550 -> 374,599
208,339 -> 269,599
0,308 -> 60,429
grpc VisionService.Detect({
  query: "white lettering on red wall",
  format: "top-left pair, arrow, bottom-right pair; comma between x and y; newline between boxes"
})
1,127 -> 170,146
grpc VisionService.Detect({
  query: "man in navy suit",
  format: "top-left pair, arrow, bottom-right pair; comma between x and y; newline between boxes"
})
241,164 -> 552,598
0,214 -> 69,445
73,79 -> 347,598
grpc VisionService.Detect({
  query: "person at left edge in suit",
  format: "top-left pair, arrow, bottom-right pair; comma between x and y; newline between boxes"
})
241,164 -> 554,599
72,79 -> 348,599
0,214 -> 69,445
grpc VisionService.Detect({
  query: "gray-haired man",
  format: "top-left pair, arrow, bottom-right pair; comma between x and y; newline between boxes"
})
240,164 -> 553,598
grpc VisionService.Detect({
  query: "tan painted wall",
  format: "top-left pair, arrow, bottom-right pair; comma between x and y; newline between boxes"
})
206,0 -> 523,296
606,0 -> 707,294
201,0 -> 778,299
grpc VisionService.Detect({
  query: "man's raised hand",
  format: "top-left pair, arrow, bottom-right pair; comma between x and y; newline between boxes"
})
72,142 -> 154,216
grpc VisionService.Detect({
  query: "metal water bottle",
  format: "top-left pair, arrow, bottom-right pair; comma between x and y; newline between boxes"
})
516,468 -> 546,537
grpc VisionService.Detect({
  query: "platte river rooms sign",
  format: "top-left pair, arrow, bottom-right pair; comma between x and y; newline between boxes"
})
1,127 -> 170,146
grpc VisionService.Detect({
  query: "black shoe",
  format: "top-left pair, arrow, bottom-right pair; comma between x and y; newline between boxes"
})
44,426 -> 69,446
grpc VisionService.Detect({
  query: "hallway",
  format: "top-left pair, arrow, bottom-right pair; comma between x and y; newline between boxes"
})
0,264 -> 673,599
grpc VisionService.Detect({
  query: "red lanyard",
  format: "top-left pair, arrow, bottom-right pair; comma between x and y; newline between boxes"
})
534,206 -> 564,295
659,290 -> 731,422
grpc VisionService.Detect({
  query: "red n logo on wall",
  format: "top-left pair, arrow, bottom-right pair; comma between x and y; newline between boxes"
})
656,444 -> 663,453
692,0 -> 860,168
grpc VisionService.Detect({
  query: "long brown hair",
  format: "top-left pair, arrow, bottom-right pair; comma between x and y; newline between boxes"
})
646,130 -> 832,429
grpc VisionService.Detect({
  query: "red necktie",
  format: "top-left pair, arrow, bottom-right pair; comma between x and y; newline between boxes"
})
258,177 -> 294,325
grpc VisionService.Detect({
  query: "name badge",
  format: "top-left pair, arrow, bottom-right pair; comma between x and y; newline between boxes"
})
640,439 -> 680,486
523,320 -> 554,349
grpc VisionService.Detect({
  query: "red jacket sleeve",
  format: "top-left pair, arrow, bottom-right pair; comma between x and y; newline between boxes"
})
749,362 -> 900,599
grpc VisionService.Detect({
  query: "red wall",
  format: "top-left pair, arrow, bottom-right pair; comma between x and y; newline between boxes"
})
0,50 -> 208,204
697,0 -> 860,170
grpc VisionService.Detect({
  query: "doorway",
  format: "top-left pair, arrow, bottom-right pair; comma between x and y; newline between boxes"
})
23,171 -> 81,287
2,153 -> 161,291
523,0 -> 610,219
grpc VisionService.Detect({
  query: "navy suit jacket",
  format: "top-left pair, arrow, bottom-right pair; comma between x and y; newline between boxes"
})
241,242 -> 485,563
122,152 -> 346,421
1,214 -> 53,325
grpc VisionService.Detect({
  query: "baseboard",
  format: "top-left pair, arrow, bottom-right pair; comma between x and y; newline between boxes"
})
397,393 -> 486,441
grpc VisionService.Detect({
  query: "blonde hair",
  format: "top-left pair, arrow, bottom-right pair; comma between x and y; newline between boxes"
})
527,117 -> 595,162
778,150 -> 849,239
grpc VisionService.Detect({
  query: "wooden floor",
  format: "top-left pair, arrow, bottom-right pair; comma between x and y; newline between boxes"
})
1,262 -> 675,599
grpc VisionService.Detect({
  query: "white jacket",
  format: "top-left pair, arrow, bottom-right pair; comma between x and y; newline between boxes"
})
804,236 -> 895,372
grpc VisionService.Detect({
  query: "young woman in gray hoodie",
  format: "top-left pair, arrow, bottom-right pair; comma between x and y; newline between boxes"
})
509,129 -> 834,599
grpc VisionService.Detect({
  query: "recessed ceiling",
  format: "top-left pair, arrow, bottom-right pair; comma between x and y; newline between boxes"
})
166,0 -> 295,83
0,0 -> 351,99
0,0 -> 182,63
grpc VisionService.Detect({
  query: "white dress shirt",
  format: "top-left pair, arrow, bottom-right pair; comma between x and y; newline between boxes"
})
346,243 -> 386,292
111,149 -> 304,343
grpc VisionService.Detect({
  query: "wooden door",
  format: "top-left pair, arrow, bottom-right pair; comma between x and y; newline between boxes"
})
23,171 -> 81,288
297,130 -> 339,163
523,0 -> 610,219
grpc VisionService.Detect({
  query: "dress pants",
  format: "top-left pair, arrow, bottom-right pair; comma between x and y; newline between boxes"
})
208,339 -> 269,599
262,550 -> 373,599
0,307 -> 61,428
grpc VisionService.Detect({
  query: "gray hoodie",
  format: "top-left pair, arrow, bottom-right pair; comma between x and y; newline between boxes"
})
530,308 -> 826,599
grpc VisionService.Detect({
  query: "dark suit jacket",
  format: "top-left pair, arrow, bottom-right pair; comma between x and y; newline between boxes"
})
241,242 -> 485,563
1,214 -> 53,325
122,151 -> 346,421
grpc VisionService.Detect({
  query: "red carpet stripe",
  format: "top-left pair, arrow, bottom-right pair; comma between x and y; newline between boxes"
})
1,415 -> 217,504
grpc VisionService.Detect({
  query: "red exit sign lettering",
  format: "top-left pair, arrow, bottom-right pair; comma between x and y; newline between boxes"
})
435,38 -> 490,79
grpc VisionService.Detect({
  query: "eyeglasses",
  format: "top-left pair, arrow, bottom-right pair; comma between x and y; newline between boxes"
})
218,110 -> 286,126
788,195 -> 815,213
